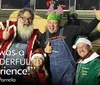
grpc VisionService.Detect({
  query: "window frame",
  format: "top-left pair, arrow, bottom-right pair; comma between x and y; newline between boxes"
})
34,0 -> 70,12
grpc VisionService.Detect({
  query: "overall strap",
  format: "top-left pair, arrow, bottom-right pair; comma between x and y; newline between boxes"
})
59,27 -> 64,36
46,31 -> 50,40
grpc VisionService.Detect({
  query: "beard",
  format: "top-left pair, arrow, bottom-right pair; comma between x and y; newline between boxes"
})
17,21 -> 33,41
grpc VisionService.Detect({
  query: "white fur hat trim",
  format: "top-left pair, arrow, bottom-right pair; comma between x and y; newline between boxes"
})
73,38 -> 92,49
31,54 -> 44,61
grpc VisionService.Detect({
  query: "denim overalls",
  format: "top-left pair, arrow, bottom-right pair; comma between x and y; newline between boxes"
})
46,28 -> 76,85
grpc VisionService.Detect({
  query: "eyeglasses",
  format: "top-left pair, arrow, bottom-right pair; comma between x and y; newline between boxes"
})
76,45 -> 89,50
20,17 -> 32,22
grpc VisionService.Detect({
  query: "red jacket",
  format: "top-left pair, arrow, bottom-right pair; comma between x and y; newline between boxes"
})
22,68 -> 50,85
0,20 -> 39,64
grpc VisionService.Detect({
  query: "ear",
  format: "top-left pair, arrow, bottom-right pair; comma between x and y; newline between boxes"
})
47,3 -> 54,14
56,5 -> 63,15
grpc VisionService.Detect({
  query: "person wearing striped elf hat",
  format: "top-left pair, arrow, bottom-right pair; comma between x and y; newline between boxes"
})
73,36 -> 100,85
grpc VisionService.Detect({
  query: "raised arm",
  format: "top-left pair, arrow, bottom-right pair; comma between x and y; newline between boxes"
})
94,9 -> 100,20
0,27 -> 10,43
84,9 -> 100,33
74,9 -> 100,35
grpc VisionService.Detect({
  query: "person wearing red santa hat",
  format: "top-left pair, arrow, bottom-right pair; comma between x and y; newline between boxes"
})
0,8 -> 40,84
22,48 -> 50,85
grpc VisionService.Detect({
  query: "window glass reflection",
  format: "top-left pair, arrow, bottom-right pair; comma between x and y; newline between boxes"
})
36,0 -> 69,10
1,0 -> 24,9
76,0 -> 100,10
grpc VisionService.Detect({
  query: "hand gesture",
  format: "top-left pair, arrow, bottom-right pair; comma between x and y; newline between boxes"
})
44,41 -> 52,53
3,28 -> 10,40
94,9 -> 100,20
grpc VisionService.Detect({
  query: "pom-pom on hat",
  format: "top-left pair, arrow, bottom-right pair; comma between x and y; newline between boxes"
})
47,3 -> 63,22
31,48 -> 46,61
47,11 -> 62,22
72,36 -> 92,49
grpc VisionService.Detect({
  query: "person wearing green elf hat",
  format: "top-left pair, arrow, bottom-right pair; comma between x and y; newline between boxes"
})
73,36 -> 100,85
47,11 -> 62,22
40,3 -> 100,85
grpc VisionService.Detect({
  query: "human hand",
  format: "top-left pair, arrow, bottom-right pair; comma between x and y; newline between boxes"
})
44,41 -> 52,53
3,28 -> 10,40
94,9 -> 100,20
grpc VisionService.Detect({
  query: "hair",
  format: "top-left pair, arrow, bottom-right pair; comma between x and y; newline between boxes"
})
17,7 -> 34,20
97,49 -> 100,55
30,60 -> 49,78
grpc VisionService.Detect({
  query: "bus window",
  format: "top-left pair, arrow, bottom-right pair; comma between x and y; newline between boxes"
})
76,0 -> 100,10
1,0 -> 25,9
36,0 -> 69,10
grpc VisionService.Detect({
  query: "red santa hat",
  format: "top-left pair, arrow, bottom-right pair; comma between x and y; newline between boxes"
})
31,48 -> 46,61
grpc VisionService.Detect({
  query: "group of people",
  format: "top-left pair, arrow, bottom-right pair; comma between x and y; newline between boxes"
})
0,2 -> 100,85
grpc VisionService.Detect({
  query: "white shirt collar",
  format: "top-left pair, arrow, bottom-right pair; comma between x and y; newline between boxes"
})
78,52 -> 100,64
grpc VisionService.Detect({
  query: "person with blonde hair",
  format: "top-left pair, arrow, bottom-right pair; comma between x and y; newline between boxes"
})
23,48 -> 50,85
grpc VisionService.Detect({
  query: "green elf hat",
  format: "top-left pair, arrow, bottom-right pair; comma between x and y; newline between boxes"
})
72,36 -> 92,49
47,11 -> 62,22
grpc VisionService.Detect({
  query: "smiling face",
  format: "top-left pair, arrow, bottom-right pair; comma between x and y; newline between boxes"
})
18,11 -> 33,26
47,20 -> 60,33
76,42 -> 92,59
17,11 -> 33,40
32,56 -> 44,68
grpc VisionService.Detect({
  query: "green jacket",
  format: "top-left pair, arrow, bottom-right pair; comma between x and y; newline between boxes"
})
76,52 -> 100,85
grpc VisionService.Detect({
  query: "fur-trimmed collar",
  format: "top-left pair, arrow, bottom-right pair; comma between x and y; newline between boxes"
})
78,52 -> 99,64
